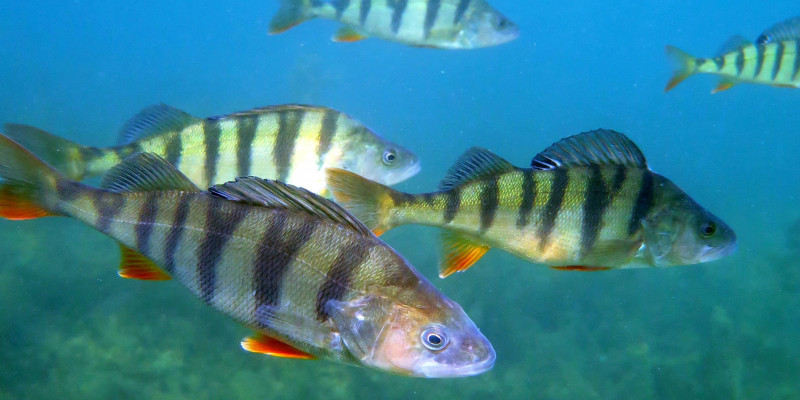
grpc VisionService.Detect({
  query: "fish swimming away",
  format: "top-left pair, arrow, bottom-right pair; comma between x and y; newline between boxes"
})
268,0 -> 519,49
0,134 -> 493,377
756,16 -> 800,45
665,20 -> 800,93
327,129 -> 737,277
4,104 -> 420,196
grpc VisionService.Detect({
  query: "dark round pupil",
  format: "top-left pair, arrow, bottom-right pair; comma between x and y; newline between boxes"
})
386,153 -> 395,161
427,334 -> 442,345
703,223 -> 715,235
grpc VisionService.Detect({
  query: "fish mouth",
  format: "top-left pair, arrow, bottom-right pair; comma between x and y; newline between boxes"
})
383,161 -> 421,186
417,348 -> 496,378
698,242 -> 738,262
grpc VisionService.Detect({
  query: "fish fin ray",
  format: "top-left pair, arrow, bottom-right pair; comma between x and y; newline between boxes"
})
332,27 -> 368,42
439,148 -> 515,191
0,134 -> 63,220
664,45 -> 698,92
325,168 -> 396,233
756,17 -> 800,44
439,231 -> 490,278
711,79 -> 738,94
118,245 -> 171,280
210,177 -> 374,236
530,129 -> 647,170
101,153 -> 200,193
2,124 -> 93,181
117,104 -> 198,145
241,334 -> 316,359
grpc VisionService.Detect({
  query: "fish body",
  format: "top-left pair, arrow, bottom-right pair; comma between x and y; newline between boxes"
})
665,20 -> 800,92
269,0 -> 519,49
4,104 -> 420,196
0,135 -> 492,377
327,130 -> 737,277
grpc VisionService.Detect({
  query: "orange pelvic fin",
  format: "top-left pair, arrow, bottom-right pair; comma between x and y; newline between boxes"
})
0,186 -> 53,220
241,334 -> 316,360
439,232 -> 490,278
550,265 -> 612,272
118,245 -> 171,280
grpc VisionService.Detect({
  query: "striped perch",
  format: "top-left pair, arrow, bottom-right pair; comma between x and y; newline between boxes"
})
665,23 -> 800,92
0,135 -> 493,378
327,130 -> 737,277
4,104 -> 420,197
268,0 -> 519,49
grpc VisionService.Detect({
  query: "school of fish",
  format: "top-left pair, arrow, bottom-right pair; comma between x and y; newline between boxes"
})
9,4 -> 793,380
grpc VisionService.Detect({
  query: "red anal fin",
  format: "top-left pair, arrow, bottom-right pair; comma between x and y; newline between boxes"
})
332,27 -> 368,42
440,232 -> 490,278
550,265 -> 612,272
241,334 -> 316,360
118,245 -> 171,280
711,82 -> 735,94
372,228 -> 386,237
0,187 -> 53,220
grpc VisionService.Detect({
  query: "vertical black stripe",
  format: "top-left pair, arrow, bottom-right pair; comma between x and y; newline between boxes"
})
793,41 -> 800,80
334,0 -> 350,19
537,169 -> 568,250
423,0 -> 441,39
316,110 -> 338,169
772,42 -> 785,81
91,191 -> 124,233
253,215 -> 318,314
754,44 -> 766,78
454,0 -> 470,24
315,241 -> 372,320
390,0 -> 408,34
135,193 -> 160,256
478,177 -> 499,233
443,187 -> 461,223
517,170 -> 536,228
580,165 -> 610,258
628,172 -> 655,236
712,56 -> 724,70
237,116 -> 258,177
735,48 -> 745,76
611,165 -> 627,193
203,120 -> 222,187
274,110 -> 303,183
164,131 -> 183,168
163,196 -> 191,274
359,0 -> 371,26
197,203 -> 247,303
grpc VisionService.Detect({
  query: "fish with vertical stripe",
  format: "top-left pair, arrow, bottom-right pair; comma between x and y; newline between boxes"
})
327,129 -> 737,277
0,137 -> 494,378
268,0 -> 518,49
3,104 -> 420,197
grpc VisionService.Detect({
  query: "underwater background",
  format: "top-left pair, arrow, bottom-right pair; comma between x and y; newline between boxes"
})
1,0 -> 799,399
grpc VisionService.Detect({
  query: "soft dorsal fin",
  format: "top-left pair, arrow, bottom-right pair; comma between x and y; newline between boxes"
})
439,148 -> 515,191
207,104 -> 331,120
209,177 -> 374,236
117,104 -> 198,145
716,35 -> 751,55
530,129 -> 647,170
101,153 -> 201,193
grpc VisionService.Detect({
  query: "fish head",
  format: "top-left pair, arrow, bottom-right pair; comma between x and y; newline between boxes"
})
337,124 -> 420,186
641,178 -> 737,266
456,7 -> 519,48
325,282 -> 494,378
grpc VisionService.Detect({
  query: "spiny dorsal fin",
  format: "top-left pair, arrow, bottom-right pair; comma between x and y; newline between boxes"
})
756,16 -> 800,45
531,129 -> 647,170
716,35 -> 751,56
209,177 -> 374,236
101,153 -> 201,193
117,104 -> 198,145
207,104 -> 332,120
439,147 -> 515,191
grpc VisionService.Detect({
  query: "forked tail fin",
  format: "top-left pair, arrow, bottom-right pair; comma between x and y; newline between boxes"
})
3,124 -> 96,181
664,45 -> 699,92
269,0 -> 315,34
325,168 -> 399,236
0,133 -> 69,220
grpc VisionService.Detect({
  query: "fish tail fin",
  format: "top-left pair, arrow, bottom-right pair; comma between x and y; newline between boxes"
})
664,45 -> 698,92
325,168 -> 399,236
3,124 -> 98,181
0,133 -> 70,220
269,0 -> 316,34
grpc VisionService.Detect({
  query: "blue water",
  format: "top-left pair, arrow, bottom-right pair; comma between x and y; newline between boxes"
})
1,1 -> 799,399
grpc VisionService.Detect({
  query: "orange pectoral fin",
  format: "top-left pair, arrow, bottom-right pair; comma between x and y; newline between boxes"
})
118,245 -> 171,281
241,334 -> 316,360
550,265 -> 612,272
0,187 -> 53,220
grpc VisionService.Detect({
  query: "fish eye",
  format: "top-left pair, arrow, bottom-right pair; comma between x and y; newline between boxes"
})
701,221 -> 717,238
421,325 -> 449,352
498,18 -> 508,28
382,150 -> 397,165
